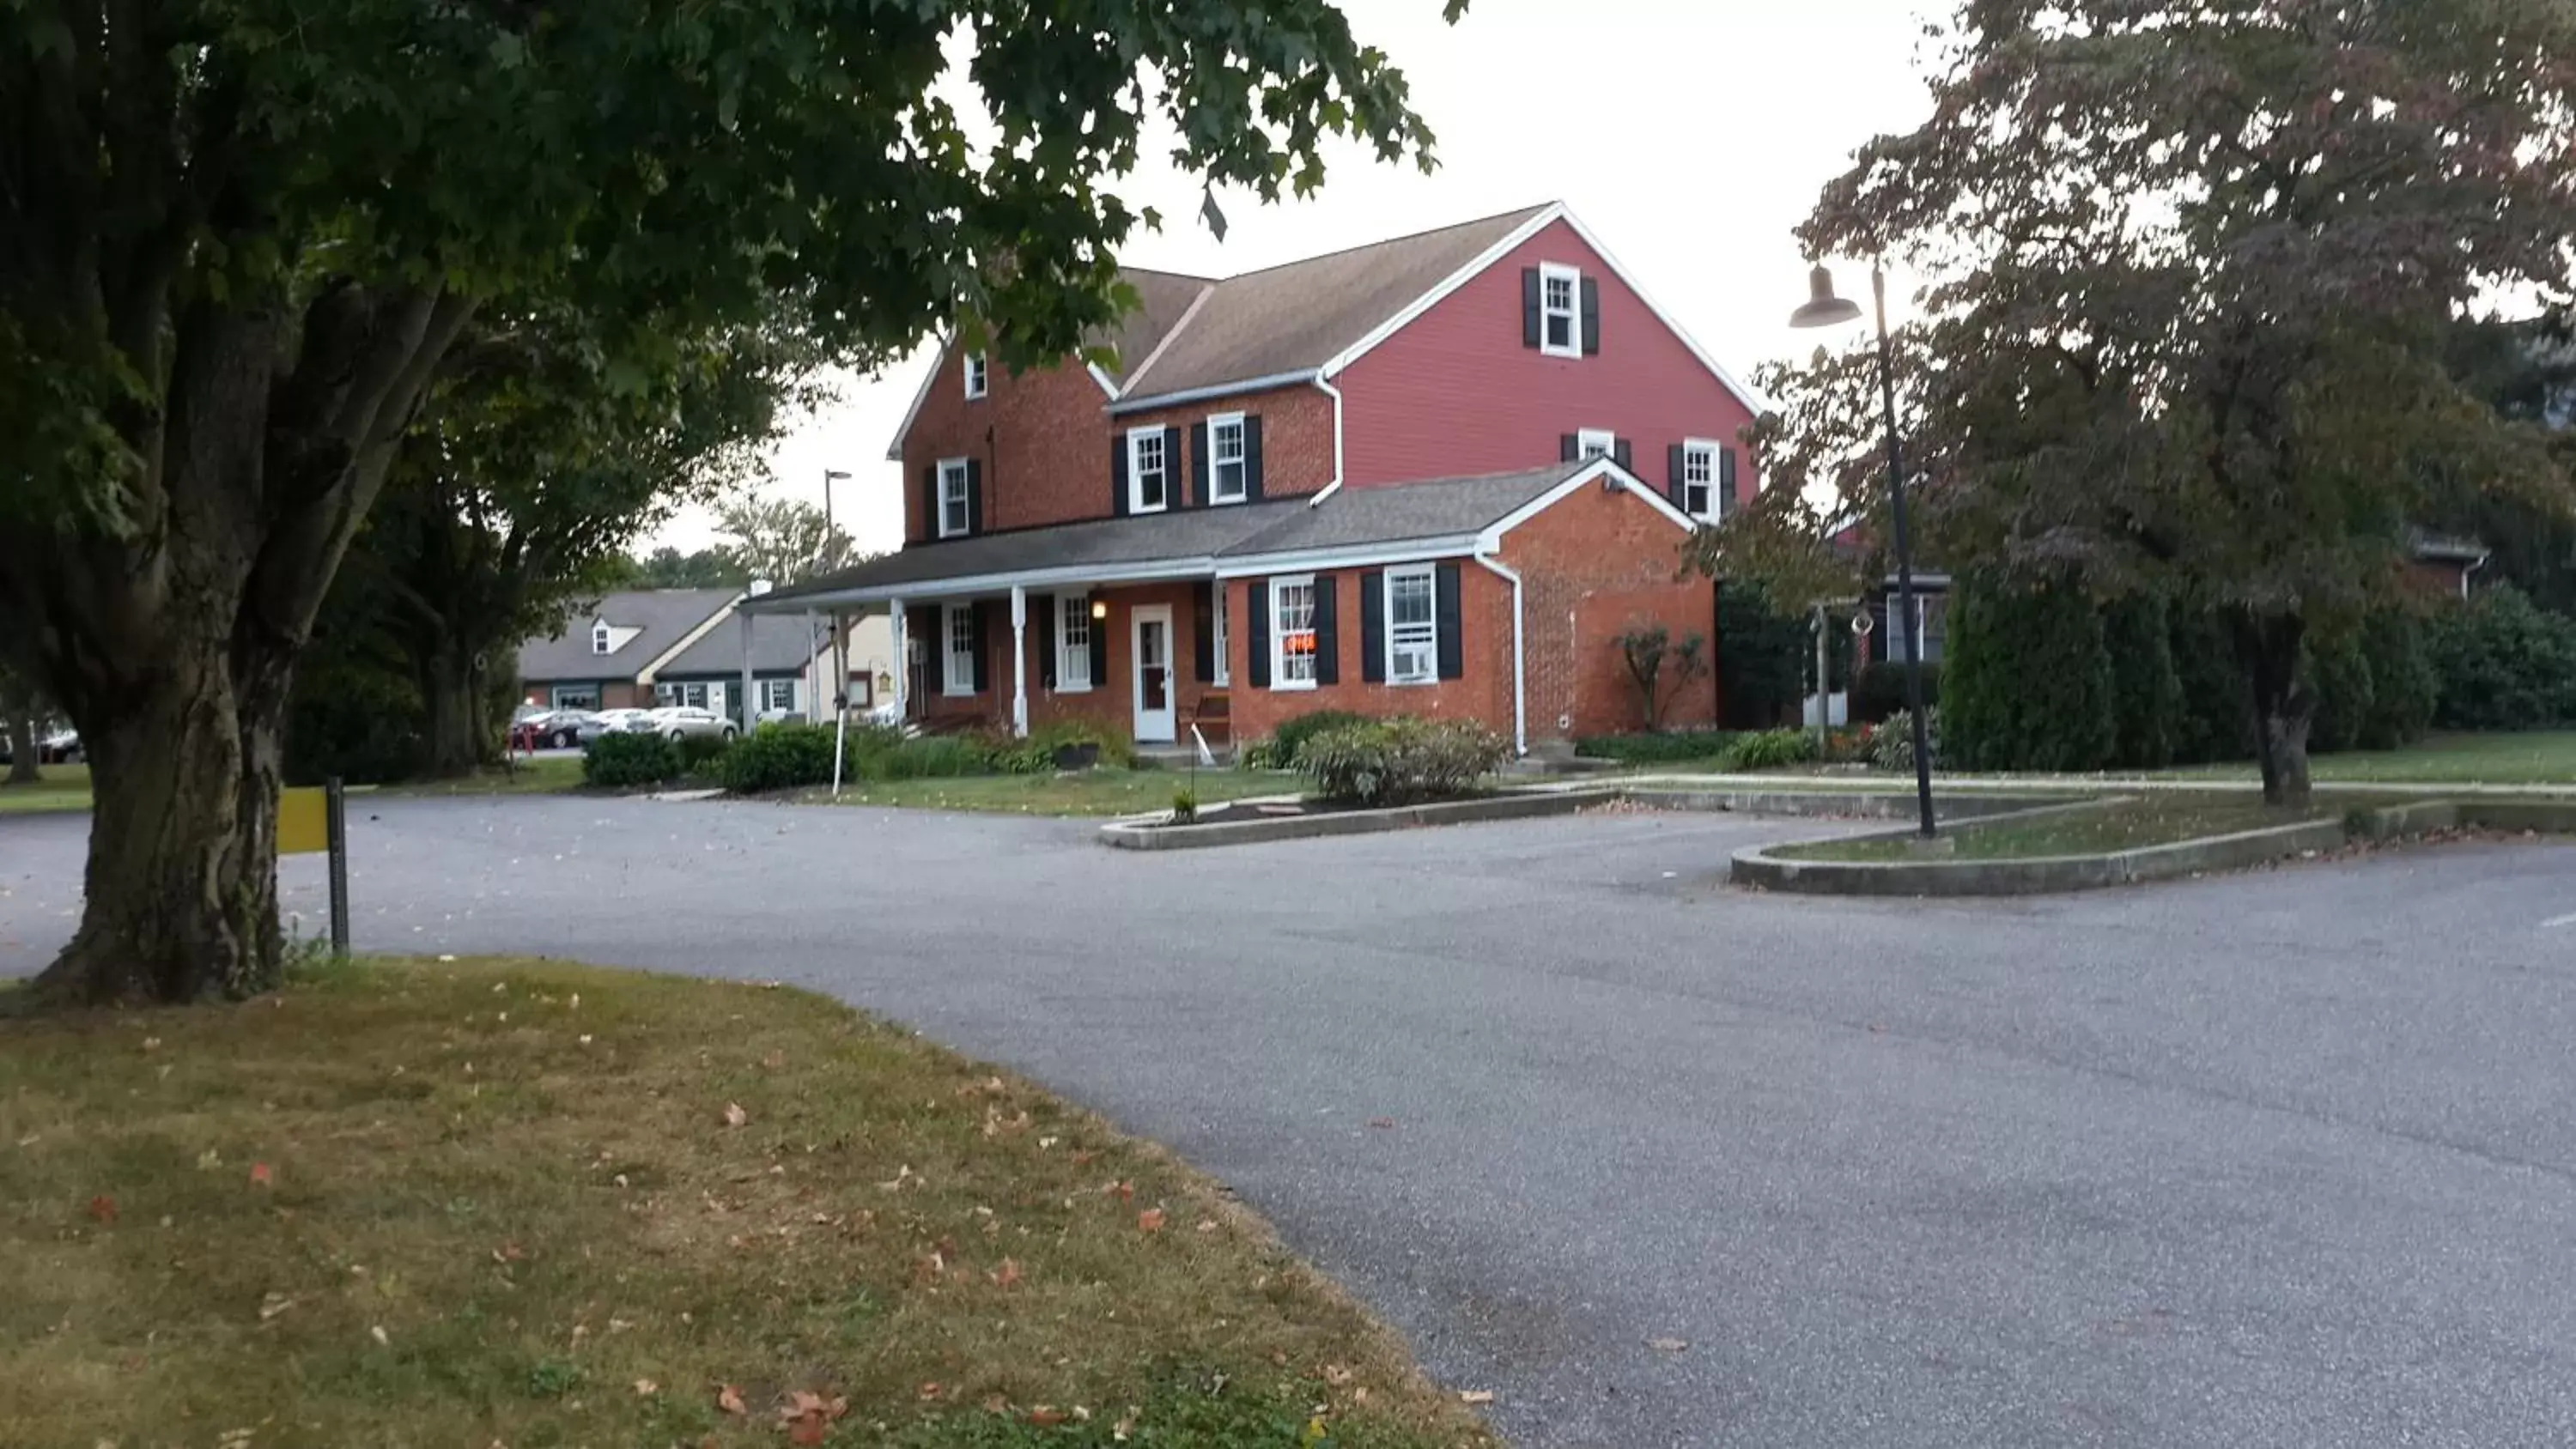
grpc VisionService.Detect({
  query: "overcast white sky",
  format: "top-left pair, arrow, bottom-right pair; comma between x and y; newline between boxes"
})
658,0 -> 1941,554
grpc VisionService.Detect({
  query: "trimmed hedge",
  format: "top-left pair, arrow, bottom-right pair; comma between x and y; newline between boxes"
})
2425,584 -> 2576,729
1575,730 -> 1741,763
1298,718 -> 1509,806
717,722 -> 840,793
2101,594 -> 2183,769
1940,573 -> 2116,773
582,732 -> 681,788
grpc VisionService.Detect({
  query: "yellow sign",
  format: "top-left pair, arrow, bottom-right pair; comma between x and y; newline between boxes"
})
277,786 -> 330,856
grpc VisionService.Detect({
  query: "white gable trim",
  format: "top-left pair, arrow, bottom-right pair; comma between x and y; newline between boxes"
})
636,594 -> 744,684
1316,203 -> 1564,379
1317,203 -> 1772,421
1085,361 -> 1121,399
882,333 -> 953,462
1112,283 -> 1217,399
1476,458 -> 1701,550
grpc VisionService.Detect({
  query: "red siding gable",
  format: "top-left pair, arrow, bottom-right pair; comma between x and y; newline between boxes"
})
1334,218 -> 1759,511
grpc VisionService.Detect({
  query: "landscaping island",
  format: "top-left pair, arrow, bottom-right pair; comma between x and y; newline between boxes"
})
0,958 -> 1496,1448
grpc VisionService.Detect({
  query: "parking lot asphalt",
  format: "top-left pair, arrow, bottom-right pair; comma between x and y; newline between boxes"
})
5,797 -> 2575,1447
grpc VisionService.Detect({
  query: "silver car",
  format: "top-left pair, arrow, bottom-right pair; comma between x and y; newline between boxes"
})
648,706 -> 738,743
576,708 -> 658,743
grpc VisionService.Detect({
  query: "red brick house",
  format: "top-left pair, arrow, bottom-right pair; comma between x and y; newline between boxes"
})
752,203 -> 1765,754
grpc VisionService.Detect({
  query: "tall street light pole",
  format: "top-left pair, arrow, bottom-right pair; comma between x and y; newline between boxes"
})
822,467 -> 853,715
1790,262 -> 1937,838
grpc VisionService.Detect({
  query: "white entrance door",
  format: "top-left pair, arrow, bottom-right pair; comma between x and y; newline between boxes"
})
1132,604 -> 1176,743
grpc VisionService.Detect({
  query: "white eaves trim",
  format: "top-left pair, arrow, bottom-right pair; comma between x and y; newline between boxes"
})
1315,202 -> 1773,420
636,592 -> 746,684
1478,458 -> 1701,549
882,332 -> 953,463
744,556 -> 1222,612
1212,537 -> 1483,580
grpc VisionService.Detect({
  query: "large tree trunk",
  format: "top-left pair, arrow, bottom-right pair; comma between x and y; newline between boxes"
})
1,284 -> 474,1005
4,713 -> 36,785
416,640 -> 489,778
2232,608 -> 2314,809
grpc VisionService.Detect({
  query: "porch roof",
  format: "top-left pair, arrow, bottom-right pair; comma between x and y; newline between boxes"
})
748,458 -> 1613,612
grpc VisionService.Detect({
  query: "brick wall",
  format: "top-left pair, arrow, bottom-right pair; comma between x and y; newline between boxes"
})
1110,383 -> 1338,504
898,346 -> 1117,541
1223,567 -> 1516,744
1498,478 -> 1718,742
902,584 -> 1228,744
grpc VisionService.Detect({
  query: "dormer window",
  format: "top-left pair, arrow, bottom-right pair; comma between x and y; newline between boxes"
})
963,351 -> 987,399
591,621 -> 613,656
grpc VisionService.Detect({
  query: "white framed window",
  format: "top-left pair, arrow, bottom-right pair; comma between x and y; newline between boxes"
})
963,351 -> 987,399
944,603 -> 977,695
1681,439 -> 1719,520
1127,428 -> 1170,513
1057,594 -> 1092,693
1384,565 -> 1437,685
759,679 -> 797,714
1539,262 -> 1582,359
938,458 -> 970,538
1577,427 -> 1616,461
550,684 -> 599,710
1207,412 -> 1248,503
1212,585 -> 1231,687
1271,576 -> 1318,690
655,681 -> 711,709
590,621 -> 613,655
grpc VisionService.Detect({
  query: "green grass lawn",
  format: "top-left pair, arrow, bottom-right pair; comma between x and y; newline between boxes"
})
0,764 -> 94,815
2157,731 -> 2576,786
812,766 -> 1301,817
1775,793 -> 2334,862
0,957 -> 1494,1449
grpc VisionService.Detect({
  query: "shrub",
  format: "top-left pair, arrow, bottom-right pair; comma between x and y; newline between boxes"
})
2100,594 -> 2183,769
717,722 -> 840,793
1822,725 -> 1874,765
1938,572 -> 2116,772
2425,584 -> 2576,729
1170,785 -> 1198,822
1574,730 -> 1740,764
1872,707 -> 1937,772
1615,623 -> 1712,730
994,719 -> 1139,775
1297,717 -> 1510,806
1720,727 -> 1820,771
1851,661 -> 1939,724
874,733 -> 995,779
2304,624 -> 2377,755
1267,709 -> 1370,766
675,731 -> 734,776
2168,605 -> 2255,764
582,731 -> 679,788
1717,580 -> 1846,729
2357,606 -> 2438,749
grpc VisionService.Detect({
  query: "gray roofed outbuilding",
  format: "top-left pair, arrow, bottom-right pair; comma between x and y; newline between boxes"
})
658,609 -> 831,678
518,588 -> 737,682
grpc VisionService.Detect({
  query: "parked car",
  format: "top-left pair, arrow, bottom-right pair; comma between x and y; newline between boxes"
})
648,706 -> 738,743
21,728 -> 84,764
520,709 -> 598,749
576,708 -> 658,743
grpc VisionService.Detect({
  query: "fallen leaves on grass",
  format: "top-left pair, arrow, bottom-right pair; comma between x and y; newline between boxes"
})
1137,1208 -> 1166,1234
780,1390 -> 850,1446
84,1195 -> 116,1224
248,1162 -> 273,1188
721,1102 -> 748,1129
715,1384 -> 747,1416
1459,1390 -> 1495,1405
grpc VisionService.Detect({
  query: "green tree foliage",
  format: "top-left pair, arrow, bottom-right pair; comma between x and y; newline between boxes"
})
2356,609 -> 2439,750
0,0 -> 1455,1003
1715,582 -> 1813,730
2167,608 -> 2255,766
1793,0 -> 2576,805
623,548 -> 745,590
2423,585 -> 2576,729
1938,574 -> 2115,773
2100,595 -> 2183,771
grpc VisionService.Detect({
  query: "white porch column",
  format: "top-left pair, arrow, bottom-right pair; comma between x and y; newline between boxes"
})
1009,585 -> 1030,738
889,597 -> 908,721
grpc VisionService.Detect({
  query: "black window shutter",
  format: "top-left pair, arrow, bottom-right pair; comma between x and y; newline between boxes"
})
1248,583 -> 1272,688
1036,593 -> 1057,689
1089,606 -> 1109,688
965,458 -> 984,534
1521,267 -> 1542,349
1719,446 -> 1739,519
1312,573 -> 1340,686
1435,562 -> 1464,680
1243,415 -> 1265,500
930,607 -> 950,694
1668,442 -> 1688,507
971,603 -> 992,694
1613,437 -> 1633,472
1580,277 -> 1601,355
1192,582 -> 1215,683
921,464 -> 939,540
1559,433 -> 1579,463
1111,436 -> 1129,517
1360,571 -> 1386,683
1164,427 -> 1185,506
1190,421 -> 1210,509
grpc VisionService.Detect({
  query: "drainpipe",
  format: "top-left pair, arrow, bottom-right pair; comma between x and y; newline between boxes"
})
1308,374 -> 1346,508
2463,549 -> 2491,603
1473,551 -> 1528,757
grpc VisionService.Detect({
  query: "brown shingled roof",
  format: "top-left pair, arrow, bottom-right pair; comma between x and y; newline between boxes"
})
1113,203 -> 1552,402
1094,268 -> 1215,385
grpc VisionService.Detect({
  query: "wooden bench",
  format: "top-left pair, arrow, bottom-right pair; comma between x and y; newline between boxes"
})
1185,690 -> 1232,747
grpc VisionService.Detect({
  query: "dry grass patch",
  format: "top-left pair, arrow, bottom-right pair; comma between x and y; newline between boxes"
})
0,957 -> 1495,1449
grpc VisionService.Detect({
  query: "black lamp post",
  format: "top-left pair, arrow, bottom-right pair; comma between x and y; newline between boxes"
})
1791,262 -> 1936,838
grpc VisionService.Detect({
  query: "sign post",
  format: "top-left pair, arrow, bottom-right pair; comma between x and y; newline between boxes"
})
277,779 -> 351,961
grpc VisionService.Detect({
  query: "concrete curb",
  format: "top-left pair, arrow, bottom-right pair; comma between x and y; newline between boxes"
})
2350,797 -> 2576,839
1623,786 -> 2078,822
1098,788 -> 1620,851
1733,815 -> 2353,896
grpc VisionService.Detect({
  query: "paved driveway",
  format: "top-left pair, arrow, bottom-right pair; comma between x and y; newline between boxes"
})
5,798 -> 2575,1447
